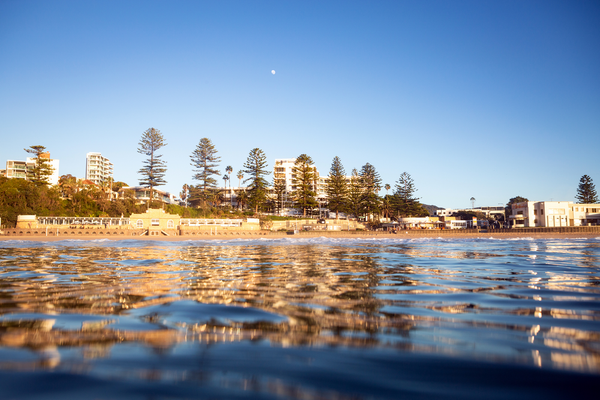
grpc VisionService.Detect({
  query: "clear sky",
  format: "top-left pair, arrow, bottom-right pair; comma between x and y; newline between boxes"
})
1,0 -> 599,209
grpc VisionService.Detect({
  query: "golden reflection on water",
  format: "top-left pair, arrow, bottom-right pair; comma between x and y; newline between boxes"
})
0,240 -> 600,374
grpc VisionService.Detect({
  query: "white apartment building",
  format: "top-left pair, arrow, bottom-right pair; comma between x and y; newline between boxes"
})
86,152 -> 113,186
4,160 -> 32,180
4,154 -> 59,186
510,201 -> 600,227
273,159 -> 297,192
273,158 -> 328,207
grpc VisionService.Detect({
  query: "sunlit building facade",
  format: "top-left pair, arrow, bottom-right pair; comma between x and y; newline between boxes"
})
4,153 -> 59,186
85,152 -> 113,186
510,201 -> 600,227
273,158 -> 328,210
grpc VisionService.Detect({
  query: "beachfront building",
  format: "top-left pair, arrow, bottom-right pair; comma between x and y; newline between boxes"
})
85,152 -> 113,186
435,207 -> 504,219
118,186 -> 177,205
4,154 -> 60,186
129,208 -> 181,234
510,201 -> 600,227
573,204 -> 600,226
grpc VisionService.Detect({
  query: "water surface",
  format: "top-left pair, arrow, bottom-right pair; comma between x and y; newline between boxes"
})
1,237 -> 599,399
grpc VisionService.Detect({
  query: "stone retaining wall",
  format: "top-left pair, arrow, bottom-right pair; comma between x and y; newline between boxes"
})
0,228 -> 269,237
178,230 -> 269,237
1,228 -> 145,237
267,226 -> 600,236
179,223 -> 260,233
2,226 -> 598,238
484,226 -> 600,234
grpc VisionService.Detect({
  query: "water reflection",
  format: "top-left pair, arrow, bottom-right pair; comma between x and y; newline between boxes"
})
0,238 -> 599,391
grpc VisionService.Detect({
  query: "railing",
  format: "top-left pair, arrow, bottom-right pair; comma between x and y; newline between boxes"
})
37,217 -> 130,226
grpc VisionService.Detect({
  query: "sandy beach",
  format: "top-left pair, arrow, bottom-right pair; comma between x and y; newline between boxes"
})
1,231 -> 598,242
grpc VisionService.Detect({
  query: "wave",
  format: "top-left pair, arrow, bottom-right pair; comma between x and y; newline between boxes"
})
2,235 -> 599,249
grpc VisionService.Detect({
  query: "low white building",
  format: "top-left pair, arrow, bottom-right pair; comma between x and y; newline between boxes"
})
118,186 -> 176,205
510,201 -> 600,227
435,207 -> 504,218
396,217 -> 447,229
446,219 -> 478,229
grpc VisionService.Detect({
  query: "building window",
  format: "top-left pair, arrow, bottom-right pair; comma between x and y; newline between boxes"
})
151,219 -> 160,226
136,220 -> 143,228
167,220 -> 174,229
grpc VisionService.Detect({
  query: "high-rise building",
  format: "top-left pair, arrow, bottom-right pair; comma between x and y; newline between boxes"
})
85,152 -> 113,186
273,158 -> 297,192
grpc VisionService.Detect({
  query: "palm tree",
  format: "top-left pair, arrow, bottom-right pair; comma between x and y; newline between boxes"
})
385,184 -> 391,194
225,166 -> 233,204
237,189 -> 248,211
381,195 -> 392,220
223,174 -> 229,189
235,170 -> 244,208
211,190 -> 224,207
180,184 -> 189,207
226,166 -> 233,186
100,177 -> 112,201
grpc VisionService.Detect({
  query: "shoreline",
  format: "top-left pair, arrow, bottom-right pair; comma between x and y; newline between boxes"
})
1,231 -> 599,242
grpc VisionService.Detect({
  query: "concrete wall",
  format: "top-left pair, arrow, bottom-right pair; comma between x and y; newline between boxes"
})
1,228 -> 148,237
16,215 -> 38,229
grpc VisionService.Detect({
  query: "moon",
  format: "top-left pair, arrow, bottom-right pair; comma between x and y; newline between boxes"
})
271,70 -> 276,75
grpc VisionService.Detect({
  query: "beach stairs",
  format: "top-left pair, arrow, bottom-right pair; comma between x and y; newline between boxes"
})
143,228 -> 169,236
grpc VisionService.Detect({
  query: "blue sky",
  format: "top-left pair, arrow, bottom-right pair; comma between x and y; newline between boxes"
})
1,0 -> 599,208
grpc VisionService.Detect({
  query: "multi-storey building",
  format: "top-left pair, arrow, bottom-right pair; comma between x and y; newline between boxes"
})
85,152 -> 113,186
5,160 -> 32,180
4,153 -> 59,186
510,201 -> 600,227
273,159 -> 297,192
273,158 -> 328,208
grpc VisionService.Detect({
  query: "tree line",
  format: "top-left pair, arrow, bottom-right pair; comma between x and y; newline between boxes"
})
3,130 -> 597,227
136,128 -> 430,221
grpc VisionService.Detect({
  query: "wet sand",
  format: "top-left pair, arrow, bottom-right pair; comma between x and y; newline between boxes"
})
1,231 -> 598,242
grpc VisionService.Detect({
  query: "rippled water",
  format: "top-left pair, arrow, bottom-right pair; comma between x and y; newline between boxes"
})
1,237 -> 599,399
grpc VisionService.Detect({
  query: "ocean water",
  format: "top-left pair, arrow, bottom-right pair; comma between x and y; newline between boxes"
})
0,236 -> 599,399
